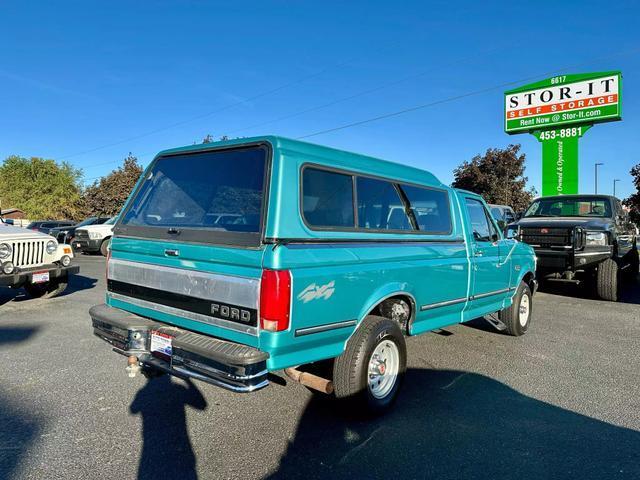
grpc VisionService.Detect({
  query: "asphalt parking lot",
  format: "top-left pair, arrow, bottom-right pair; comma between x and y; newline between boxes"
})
1,255 -> 639,480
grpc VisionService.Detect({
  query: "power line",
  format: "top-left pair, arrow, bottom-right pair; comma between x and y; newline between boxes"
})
222,46 -> 506,136
57,43 -> 402,161
81,45 -> 510,173
296,49 -> 640,139
81,47 -> 639,182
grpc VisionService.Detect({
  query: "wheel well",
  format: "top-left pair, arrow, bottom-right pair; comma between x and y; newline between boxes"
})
522,271 -> 535,292
369,294 -> 415,335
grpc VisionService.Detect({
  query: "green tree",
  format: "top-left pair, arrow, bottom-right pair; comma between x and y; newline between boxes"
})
451,144 -> 537,212
82,154 -> 143,217
0,156 -> 84,219
623,163 -> 640,225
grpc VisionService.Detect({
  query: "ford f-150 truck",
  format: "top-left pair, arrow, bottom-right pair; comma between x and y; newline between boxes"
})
508,194 -> 638,301
90,136 -> 537,414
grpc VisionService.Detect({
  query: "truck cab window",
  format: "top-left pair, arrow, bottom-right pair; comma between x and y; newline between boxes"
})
465,198 -> 496,242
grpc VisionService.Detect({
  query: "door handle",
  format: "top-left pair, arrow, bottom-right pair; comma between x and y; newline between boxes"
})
474,249 -> 484,257
164,249 -> 180,257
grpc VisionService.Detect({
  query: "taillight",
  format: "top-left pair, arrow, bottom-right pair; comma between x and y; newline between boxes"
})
105,249 -> 111,282
260,269 -> 291,332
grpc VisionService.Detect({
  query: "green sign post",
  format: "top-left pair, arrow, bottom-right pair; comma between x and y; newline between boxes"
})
504,72 -> 622,196
533,125 -> 591,196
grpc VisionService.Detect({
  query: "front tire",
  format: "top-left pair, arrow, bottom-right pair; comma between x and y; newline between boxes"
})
24,276 -> 68,299
100,238 -> 111,257
332,315 -> 406,415
596,258 -> 619,302
499,281 -> 532,336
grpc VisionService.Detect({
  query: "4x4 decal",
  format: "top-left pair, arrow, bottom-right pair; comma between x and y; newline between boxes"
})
297,281 -> 335,303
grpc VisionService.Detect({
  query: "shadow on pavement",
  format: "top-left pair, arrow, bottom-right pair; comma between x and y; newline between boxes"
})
0,327 -> 45,478
0,326 -> 40,345
619,275 -> 640,304
0,286 -> 24,306
59,274 -> 98,297
538,274 -> 640,305
267,369 -> 640,479
130,376 -> 207,480
461,316 -> 501,333
0,273 -> 97,305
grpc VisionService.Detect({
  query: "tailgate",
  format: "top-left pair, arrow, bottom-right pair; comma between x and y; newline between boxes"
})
107,237 -> 264,347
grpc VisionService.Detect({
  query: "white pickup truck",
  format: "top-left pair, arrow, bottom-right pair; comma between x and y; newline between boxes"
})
0,220 -> 79,298
73,216 -> 116,256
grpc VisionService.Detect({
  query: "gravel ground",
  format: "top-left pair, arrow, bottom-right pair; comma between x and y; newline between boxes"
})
1,254 -> 639,480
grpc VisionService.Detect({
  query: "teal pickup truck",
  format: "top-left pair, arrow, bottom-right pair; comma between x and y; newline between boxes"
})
90,136 -> 537,414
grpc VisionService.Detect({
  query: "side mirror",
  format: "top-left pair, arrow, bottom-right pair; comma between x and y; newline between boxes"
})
505,227 -> 521,240
515,212 -> 523,220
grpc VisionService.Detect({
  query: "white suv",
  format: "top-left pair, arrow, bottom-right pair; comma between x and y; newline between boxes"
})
0,220 -> 79,298
74,216 -> 116,256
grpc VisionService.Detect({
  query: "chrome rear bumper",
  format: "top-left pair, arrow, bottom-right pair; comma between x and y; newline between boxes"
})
89,304 -> 269,392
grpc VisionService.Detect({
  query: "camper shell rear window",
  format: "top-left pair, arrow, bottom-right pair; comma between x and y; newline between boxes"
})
116,144 -> 270,247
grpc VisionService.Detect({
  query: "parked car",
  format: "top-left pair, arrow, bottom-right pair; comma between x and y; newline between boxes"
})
2,218 -> 31,227
489,204 -> 516,228
26,220 -> 75,235
50,216 -> 111,245
507,194 -> 638,301
90,136 -> 536,415
73,217 -> 117,256
0,219 -> 79,298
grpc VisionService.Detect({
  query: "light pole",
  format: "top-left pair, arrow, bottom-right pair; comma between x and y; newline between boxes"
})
613,178 -> 620,197
594,162 -> 604,194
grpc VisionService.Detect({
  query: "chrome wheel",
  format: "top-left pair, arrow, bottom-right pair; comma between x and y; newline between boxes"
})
368,339 -> 400,399
518,293 -> 530,327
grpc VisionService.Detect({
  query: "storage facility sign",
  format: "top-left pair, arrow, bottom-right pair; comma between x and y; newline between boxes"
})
504,71 -> 622,197
504,72 -> 621,134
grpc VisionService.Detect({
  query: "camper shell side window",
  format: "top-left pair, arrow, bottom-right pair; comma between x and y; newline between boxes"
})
300,164 -> 453,235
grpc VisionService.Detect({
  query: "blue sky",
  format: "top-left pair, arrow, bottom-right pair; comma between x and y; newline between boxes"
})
1,1 -> 639,198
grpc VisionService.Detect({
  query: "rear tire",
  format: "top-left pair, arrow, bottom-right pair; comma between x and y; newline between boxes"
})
24,275 -> 68,299
332,315 -> 406,416
100,238 -> 111,257
596,259 -> 619,302
498,281 -> 532,336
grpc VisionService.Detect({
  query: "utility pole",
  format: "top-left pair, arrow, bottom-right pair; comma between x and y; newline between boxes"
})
613,178 -> 620,197
595,162 -> 603,194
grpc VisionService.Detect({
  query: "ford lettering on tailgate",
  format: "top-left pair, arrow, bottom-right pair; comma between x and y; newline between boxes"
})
210,302 -> 255,324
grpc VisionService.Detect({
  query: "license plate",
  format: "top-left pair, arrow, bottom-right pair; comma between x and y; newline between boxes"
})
150,331 -> 173,361
74,242 -> 82,248
31,271 -> 50,284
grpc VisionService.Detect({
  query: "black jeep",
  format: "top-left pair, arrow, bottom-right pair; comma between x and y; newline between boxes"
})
508,195 -> 638,301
